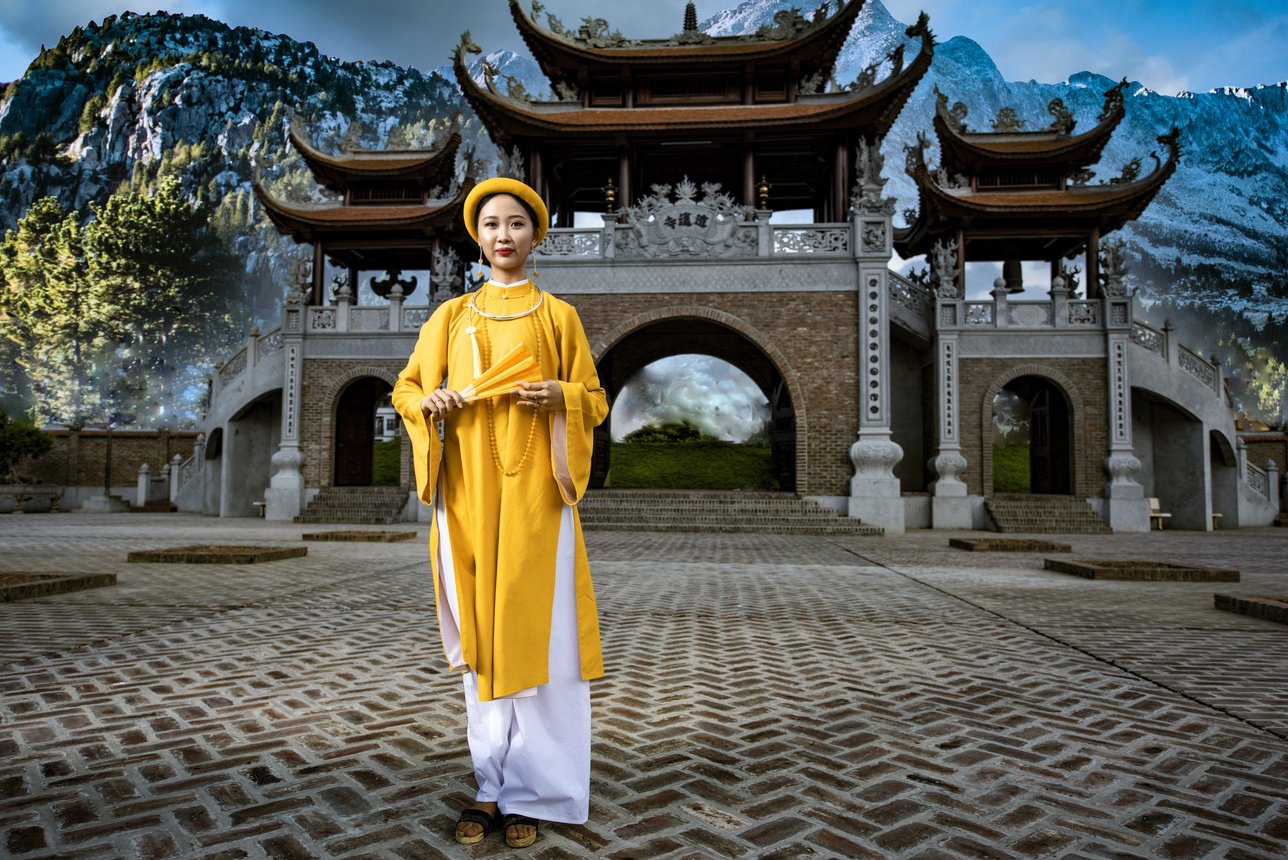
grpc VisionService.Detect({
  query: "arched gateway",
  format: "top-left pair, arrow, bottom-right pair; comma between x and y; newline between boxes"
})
590,309 -> 806,491
189,1 -> 1278,531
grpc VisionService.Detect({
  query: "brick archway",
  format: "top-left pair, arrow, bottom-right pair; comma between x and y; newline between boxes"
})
590,306 -> 808,492
324,367 -> 399,487
980,364 -> 1087,496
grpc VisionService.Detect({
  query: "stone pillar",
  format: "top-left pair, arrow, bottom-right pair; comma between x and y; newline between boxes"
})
170,453 -> 182,501
847,137 -> 904,533
1267,459 -> 1280,511
136,463 -> 150,508
848,220 -> 904,531
991,276 -> 1009,329
266,286 -> 307,521
1102,295 -> 1148,532
387,281 -> 405,333
1049,275 -> 1069,329
928,293 -> 971,528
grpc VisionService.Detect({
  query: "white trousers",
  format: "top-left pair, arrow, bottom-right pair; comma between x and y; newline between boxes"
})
435,496 -> 591,824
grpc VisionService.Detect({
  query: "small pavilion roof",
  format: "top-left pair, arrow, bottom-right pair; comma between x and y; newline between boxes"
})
509,0 -> 866,89
932,80 -> 1128,175
252,178 -> 473,243
287,116 -> 461,193
895,128 -> 1181,258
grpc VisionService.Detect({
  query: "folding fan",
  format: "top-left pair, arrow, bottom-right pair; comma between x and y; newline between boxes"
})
461,341 -> 544,402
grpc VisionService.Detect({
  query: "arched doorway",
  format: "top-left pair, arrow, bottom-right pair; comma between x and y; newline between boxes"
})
333,377 -> 395,486
592,317 -> 797,491
991,376 -> 1071,494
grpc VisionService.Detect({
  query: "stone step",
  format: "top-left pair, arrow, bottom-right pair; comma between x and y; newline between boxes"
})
579,490 -> 879,535
298,486 -> 407,525
985,495 -> 1111,534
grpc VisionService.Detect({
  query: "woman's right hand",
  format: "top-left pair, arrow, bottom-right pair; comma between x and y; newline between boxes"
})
421,389 -> 465,422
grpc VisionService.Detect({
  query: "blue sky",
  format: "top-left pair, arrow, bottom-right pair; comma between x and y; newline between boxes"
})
0,0 -> 1284,93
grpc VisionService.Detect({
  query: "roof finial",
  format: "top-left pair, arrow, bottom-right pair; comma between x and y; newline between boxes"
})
684,2 -> 698,32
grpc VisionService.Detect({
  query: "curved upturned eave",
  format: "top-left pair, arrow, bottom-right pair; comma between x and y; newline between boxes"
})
456,18 -> 932,142
933,99 -> 1125,172
253,179 -> 473,241
896,131 -> 1179,255
287,120 -> 461,190
510,0 -> 866,89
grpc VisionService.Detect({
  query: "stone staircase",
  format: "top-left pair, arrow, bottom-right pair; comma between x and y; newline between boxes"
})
295,486 -> 408,524
578,489 -> 883,535
985,494 -> 1111,534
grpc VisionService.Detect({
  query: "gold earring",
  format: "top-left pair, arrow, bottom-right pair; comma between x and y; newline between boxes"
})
531,246 -> 540,281
476,246 -> 486,279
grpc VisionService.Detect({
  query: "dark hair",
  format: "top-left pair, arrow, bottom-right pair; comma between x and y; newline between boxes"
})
474,192 -> 539,230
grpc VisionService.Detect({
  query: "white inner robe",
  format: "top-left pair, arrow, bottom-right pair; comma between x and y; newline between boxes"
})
434,487 -> 591,824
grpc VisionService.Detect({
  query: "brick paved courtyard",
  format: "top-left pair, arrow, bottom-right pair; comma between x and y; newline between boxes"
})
1,513 -> 1286,859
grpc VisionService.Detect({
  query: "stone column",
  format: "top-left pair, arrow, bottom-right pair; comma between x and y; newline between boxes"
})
1102,291 -> 1148,532
266,285 -> 308,521
387,281 -> 405,333
846,138 -> 903,533
926,281 -> 983,528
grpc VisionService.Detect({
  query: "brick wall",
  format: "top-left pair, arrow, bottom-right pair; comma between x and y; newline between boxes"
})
566,291 -> 859,497
1242,434 -> 1286,473
299,361 -> 404,488
959,357 -> 1108,498
24,430 -> 201,488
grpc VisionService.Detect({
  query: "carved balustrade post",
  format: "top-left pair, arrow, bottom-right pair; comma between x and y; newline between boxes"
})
846,138 -> 904,533
266,279 -> 308,521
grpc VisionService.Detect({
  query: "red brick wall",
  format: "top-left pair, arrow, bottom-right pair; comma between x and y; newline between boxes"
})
566,291 -> 859,496
24,430 -> 201,487
1242,434 -> 1286,473
959,357 -> 1108,498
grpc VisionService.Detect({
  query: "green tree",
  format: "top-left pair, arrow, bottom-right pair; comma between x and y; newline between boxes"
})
0,197 -> 113,426
84,176 -> 242,424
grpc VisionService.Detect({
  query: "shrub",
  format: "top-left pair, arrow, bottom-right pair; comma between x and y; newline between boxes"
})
0,410 -> 54,482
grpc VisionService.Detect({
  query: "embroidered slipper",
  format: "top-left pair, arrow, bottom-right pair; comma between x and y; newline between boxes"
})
501,812 -> 540,848
455,806 -> 497,845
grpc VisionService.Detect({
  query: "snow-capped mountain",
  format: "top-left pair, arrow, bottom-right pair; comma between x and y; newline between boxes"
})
0,1 -> 1284,320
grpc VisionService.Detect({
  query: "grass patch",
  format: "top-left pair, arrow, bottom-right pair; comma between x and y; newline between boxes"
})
992,442 -> 1030,493
373,439 -> 400,486
607,441 -> 776,490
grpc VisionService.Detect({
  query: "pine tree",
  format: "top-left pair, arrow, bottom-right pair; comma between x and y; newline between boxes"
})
0,198 -> 113,426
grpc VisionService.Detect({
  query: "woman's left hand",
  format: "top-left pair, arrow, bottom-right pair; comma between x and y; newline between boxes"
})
515,379 -> 565,412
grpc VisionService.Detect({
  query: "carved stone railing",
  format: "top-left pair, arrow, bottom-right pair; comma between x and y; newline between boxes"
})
771,225 -> 850,255
219,349 -> 247,386
1007,302 -> 1053,327
1245,461 -> 1269,498
1067,301 -> 1100,326
308,307 -> 337,332
1178,345 -> 1216,389
1130,321 -> 1164,355
888,271 -> 932,316
403,307 -> 434,329
258,329 -> 284,356
349,307 -> 390,332
179,454 -> 197,488
533,219 -> 858,261
538,230 -> 602,257
963,302 -> 993,325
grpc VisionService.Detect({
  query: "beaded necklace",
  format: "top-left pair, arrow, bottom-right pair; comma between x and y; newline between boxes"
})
471,282 -> 544,477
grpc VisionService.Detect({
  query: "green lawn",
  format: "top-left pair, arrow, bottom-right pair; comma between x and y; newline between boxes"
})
606,441 -> 776,490
373,438 -> 400,485
992,442 -> 1030,493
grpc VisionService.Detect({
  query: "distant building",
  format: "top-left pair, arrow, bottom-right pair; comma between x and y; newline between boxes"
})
182,0 -> 1280,530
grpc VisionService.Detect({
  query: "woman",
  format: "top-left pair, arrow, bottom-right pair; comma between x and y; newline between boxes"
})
391,177 -> 607,849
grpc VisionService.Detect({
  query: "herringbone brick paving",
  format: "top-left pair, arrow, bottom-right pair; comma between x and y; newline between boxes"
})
0,514 -> 1285,858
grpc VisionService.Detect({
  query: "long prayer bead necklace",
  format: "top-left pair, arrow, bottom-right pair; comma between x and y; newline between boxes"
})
472,281 -> 544,477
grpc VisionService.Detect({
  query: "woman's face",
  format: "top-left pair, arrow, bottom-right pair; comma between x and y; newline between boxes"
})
477,194 -> 534,276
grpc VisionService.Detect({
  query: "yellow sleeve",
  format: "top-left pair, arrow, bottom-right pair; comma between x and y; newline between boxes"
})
393,303 -> 453,504
549,301 -> 609,505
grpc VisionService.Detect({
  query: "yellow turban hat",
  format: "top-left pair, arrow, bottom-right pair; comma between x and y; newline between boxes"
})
463,177 -> 549,245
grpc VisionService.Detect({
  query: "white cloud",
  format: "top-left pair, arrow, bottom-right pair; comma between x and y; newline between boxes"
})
610,355 -> 769,442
